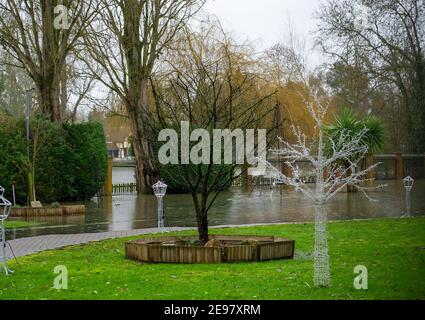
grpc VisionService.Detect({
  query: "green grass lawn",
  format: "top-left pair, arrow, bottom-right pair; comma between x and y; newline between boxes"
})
4,220 -> 41,230
1,217 -> 424,300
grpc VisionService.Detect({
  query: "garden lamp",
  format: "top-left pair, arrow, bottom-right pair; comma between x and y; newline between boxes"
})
153,181 -> 167,231
403,176 -> 414,217
0,185 -> 13,275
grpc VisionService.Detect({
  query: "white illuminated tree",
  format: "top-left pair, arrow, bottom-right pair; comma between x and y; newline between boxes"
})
260,87 -> 384,287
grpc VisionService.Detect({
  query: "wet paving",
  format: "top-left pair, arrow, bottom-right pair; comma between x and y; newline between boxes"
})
6,167 -> 425,240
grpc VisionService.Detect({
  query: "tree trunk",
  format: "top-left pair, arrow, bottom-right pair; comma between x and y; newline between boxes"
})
120,1 -> 160,193
314,204 -> 331,287
36,80 -> 61,122
196,209 -> 209,245
39,0 -> 62,122
191,192 -> 209,244
129,111 -> 158,194
413,55 -> 425,152
60,65 -> 68,118
27,171 -> 35,203
127,81 -> 158,194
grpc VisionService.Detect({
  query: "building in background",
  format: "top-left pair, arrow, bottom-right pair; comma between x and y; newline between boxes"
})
89,110 -> 132,160
106,115 -> 132,159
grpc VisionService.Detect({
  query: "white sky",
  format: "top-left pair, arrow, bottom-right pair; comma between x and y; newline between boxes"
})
203,0 -> 324,67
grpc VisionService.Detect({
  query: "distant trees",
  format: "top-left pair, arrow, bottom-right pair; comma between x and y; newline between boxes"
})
325,62 -> 376,115
0,1 -> 403,203
316,0 -> 425,152
0,0 -> 97,122
263,28 -> 307,86
81,0 -> 205,194
0,54 -> 33,116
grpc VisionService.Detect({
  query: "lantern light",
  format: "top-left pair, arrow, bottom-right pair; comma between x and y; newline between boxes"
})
403,176 -> 414,191
153,181 -> 167,231
153,180 -> 167,198
402,176 -> 414,218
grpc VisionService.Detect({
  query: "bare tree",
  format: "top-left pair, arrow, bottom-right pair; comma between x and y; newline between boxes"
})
61,56 -> 96,123
0,0 -> 97,122
0,52 -> 33,116
81,0 -> 205,193
152,23 -> 277,244
316,0 -> 425,152
263,24 -> 307,86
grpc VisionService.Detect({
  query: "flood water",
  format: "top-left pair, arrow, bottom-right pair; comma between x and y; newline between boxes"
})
7,167 -> 425,239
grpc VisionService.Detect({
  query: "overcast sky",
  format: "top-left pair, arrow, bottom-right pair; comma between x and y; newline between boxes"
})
203,0 -> 324,67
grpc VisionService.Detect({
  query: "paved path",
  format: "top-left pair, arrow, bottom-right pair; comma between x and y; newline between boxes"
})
5,222 -> 291,260
5,227 -> 194,260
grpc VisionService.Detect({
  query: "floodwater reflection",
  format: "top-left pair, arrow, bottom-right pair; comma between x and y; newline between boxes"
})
8,179 -> 425,239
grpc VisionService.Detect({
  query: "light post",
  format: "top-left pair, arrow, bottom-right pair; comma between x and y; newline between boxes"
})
0,185 -> 13,275
153,181 -> 167,232
403,176 -> 414,218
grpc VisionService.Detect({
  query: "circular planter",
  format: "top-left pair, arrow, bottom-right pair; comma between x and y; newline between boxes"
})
125,235 -> 295,264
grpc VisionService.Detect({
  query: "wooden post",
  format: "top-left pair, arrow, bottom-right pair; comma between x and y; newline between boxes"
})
242,163 -> 253,188
103,157 -> 113,196
283,162 -> 292,179
366,153 -> 375,180
395,153 -> 404,180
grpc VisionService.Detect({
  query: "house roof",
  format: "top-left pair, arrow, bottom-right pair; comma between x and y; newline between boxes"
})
106,115 -> 132,144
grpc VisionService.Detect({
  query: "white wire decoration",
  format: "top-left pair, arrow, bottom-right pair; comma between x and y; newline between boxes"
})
259,88 -> 385,287
153,181 -> 167,231
0,185 -> 13,275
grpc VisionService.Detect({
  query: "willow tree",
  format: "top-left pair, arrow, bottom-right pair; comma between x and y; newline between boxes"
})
82,0 -> 205,193
0,0 -> 96,122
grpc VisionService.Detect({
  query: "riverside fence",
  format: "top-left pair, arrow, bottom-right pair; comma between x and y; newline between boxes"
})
112,183 -> 137,194
233,153 -> 425,187
106,154 -> 424,191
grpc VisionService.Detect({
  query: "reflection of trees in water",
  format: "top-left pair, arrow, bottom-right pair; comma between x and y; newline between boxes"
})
10,180 -> 425,239
112,167 -> 137,185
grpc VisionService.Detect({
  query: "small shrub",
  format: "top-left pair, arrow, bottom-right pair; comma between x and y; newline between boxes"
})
51,202 -> 61,208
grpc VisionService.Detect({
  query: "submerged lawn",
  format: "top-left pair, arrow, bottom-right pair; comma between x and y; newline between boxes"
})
1,217 -> 424,300
5,220 -> 41,230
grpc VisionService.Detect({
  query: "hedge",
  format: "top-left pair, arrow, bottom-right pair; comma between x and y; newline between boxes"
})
0,118 -> 28,203
64,122 -> 108,201
0,116 -> 107,204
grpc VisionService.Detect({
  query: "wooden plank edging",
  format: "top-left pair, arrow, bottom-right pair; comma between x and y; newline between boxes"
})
125,235 -> 295,264
10,205 -> 86,217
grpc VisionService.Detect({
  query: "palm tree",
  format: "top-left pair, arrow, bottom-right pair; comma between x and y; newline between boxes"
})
325,108 -> 386,191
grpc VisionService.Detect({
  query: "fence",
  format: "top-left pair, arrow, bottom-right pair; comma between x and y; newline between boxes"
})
232,153 -> 425,187
374,154 -> 425,180
108,154 -> 424,190
112,183 -> 137,194
232,176 -> 277,187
